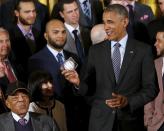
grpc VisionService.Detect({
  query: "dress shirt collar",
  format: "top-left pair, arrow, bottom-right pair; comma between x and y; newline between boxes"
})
17,24 -> 33,37
47,44 -> 64,59
64,23 -> 80,35
111,34 -> 128,49
12,111 -> 30,123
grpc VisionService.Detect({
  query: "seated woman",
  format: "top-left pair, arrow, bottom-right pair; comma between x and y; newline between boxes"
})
28,70 -> 67,131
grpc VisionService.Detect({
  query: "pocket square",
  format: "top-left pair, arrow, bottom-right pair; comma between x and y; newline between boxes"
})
140,15 -> 149,21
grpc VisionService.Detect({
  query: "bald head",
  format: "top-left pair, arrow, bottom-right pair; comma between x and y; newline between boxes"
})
44,19 -> 67,51
91,24 -> 107,44
45,19 -> 65,33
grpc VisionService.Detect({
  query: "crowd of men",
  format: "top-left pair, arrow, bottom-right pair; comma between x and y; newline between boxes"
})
0,0 -> 164,131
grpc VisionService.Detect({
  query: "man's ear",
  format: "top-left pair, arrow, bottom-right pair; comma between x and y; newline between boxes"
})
5,99 -> 11,109
44,33 -> 48,41
124,17 -> 129,28
14,10 -> 19,17
59,11 -> 64,19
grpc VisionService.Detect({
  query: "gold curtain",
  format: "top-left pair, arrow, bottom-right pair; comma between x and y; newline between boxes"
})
138,0 -> 157,16
39,0 -> 58,14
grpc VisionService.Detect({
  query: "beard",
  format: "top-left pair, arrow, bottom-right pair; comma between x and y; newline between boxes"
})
48,36 -> 66,50
19,16 -> 35,25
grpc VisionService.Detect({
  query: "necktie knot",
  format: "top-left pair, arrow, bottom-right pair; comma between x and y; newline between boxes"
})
72,30 -> 78,36
18,118 -> 26,126
83,0 -> 87,5
114,43 -> 121,48
57,53 -> 64,66
25,32 -> 32,39
127,4 -> 133,10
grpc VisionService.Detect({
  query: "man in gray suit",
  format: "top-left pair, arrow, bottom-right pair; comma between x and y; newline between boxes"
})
58,0 -> 92,63
0,81 -> 59,131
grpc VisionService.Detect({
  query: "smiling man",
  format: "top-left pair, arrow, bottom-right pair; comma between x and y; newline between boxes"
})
0,81 -> 59,131
62,4 -> 159,131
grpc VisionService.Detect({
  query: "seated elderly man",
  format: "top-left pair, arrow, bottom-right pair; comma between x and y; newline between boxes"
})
90,24 -> 107,44
0,81 -> 59,131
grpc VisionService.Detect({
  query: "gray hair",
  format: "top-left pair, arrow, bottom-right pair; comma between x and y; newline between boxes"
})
104,4 -> 129,19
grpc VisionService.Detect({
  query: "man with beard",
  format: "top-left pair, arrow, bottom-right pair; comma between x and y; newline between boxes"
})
28,19 -> 88,131
8,0 -> 45,83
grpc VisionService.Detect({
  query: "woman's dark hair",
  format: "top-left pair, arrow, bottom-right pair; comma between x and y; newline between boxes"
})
28,70 -> 53,101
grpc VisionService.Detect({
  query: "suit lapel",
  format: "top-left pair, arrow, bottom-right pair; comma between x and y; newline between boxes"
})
118,38 -> 136,84
4,113 -> 16,131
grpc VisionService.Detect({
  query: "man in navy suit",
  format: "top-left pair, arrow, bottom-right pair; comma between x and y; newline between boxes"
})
62,4 -> 159,131
28,19 -> 89,131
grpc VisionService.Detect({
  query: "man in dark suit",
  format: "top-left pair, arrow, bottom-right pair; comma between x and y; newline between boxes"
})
28,19 -> 89,131
0,0 -> 49,34
62,4 -> 159,131
0,81 -> 59,131
8,0 -> 45,83
58,0 -> 92,62
125,0 -> 154,42
0,27 -> 25,98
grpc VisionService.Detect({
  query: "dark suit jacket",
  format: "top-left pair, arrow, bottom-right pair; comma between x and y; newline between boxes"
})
28,46 -> 80,98
0,112 -> 59,131
28,46 -> 90,131
9,25 -> 45,82
128,2 -> 155,43
78,38 -> 159,131
0,51 -> 26,92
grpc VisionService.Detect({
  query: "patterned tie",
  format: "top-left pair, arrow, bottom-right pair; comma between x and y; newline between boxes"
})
127,4 -> 134,24
25,32 -> 36,54
56,53 -> 64,66
18,118 -> 26,126
3,61 -> 17,83
112,43 -> 121,82
72,30 -> 85,63
83,0 -> 90,18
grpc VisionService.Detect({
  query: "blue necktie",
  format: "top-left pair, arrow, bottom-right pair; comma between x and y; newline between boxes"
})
56,53 -> 64,66
112,43 -> 121,82
83,0 -> 90,18
72,30 -> 85,63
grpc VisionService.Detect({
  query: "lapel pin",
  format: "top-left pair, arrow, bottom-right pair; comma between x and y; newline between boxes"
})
130,51 -> 134,54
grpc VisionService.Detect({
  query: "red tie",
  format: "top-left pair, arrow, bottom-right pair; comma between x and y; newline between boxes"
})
3,61 -> 17,83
